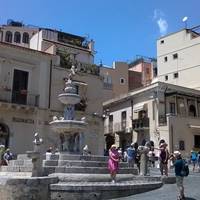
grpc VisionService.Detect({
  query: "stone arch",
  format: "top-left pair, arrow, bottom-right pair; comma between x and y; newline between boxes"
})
0,123 -> 9,148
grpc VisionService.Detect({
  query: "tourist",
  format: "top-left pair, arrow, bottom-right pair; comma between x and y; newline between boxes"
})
3,148 -> 13,165
190,150 -> 197,172
197,151 -> 200,172
126,143 -> 136,168
173,151 -> 185,200
46,146 -> 53,160
159,142 -> 169,176
117,147 -> 123,161
83,145 -> 90,156
46,146 -> 53,153
108,144 -> 120,183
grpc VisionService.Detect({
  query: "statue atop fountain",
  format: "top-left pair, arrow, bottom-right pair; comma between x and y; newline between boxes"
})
50,65 -> 87,154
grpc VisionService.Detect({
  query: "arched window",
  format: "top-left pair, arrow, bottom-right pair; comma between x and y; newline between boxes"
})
189,105 -> 196,117
22,32 -> 29,44
5,31 -> 12,43
14,32 -> 21,43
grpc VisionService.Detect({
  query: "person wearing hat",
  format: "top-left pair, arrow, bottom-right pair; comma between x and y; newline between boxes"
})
108,144 -> 120,183
126,143 -> 136,168
173,151 -> 185,200
3,148 -> 13,165
158,142 -> 169,176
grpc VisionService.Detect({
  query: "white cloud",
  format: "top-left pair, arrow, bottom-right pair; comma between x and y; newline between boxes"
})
153,9 -> 168,36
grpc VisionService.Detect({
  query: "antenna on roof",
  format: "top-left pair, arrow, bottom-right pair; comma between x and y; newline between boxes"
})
182,16 -> 188,29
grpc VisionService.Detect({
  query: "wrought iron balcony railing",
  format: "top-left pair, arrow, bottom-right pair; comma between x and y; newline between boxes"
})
0,90 -> 40,107
132,118 -> 149,130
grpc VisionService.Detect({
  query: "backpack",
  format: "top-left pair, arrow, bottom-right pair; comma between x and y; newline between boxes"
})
181,160 -> 189,177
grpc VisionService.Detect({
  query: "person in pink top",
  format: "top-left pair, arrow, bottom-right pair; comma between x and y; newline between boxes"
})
108,144 -> 120,183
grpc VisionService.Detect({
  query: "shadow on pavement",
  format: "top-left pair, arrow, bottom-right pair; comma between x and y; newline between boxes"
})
185,198 -> 197,200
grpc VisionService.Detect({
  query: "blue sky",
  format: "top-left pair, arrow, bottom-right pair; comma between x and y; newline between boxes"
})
1,0 -> 200,66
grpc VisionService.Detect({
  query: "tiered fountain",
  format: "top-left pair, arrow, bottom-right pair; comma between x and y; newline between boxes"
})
49,66 -> 86,153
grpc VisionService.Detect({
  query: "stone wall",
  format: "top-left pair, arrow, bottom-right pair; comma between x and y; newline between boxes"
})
0,176 -> 58,200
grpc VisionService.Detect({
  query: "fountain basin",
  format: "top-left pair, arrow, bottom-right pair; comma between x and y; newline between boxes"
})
58,93 -> 80,105
49,120 -> 87,133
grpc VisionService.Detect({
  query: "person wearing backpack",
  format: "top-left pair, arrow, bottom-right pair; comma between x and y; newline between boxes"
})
174,151 -> 186,200
190,150 -> 197,172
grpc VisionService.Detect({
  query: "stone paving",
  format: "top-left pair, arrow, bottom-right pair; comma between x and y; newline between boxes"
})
113,168 -> 200,200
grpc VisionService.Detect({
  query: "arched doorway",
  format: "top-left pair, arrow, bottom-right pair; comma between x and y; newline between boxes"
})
0,123 -> 9,148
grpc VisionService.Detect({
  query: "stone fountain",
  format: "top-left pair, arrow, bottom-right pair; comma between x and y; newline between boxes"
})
49,66 -> 87,153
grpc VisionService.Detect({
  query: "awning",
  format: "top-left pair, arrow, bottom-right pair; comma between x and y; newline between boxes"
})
188,125 -> 200,129
133,102 -> 146,113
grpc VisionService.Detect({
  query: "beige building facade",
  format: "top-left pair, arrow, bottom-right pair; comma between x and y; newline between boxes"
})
0,41 -> 105,155
103,81 -> 200,156
157,26 -> 200,90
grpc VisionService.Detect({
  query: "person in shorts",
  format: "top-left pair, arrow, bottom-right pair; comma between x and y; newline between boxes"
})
174,151 -> 185,200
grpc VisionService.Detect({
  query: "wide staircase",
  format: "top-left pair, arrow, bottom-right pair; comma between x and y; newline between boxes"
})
0,153 -> 163,200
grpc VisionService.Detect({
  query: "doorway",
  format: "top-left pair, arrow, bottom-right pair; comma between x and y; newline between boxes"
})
12,69 -> 29,105
0,124 -> 9,148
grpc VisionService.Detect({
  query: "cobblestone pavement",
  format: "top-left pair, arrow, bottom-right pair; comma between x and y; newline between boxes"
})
113,168 -> 200,200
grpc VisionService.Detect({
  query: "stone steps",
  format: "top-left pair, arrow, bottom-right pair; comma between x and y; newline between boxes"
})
49,173 -> 135,182
48,173 -> 162,183
44,166 -> 138,175
50,180 -> 163,200
1,165 -> 138,175
44,160 -> 128,168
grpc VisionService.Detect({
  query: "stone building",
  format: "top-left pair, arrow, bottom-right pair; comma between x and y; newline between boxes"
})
0,41 -> 104,155
103,81 -> 200,155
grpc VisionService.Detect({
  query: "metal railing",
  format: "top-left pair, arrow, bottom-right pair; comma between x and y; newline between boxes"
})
0,90 -> 39,107
132,118 -> 149,130
158,115 -> 167,126
103,82 -> 113,90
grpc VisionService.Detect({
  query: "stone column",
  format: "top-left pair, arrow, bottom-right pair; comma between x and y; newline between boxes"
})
138,144 -> 150,176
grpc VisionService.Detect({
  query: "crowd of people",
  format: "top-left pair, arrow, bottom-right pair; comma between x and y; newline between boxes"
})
107,139 -> 200,200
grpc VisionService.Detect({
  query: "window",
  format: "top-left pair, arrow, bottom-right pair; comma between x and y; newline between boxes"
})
109,115 -> 113,132
5,31 -> 12,43
189,104 -> 196,117
12,69 -> 29,105
22,32 -> 29,43
14,32 -> 21,43
164,56 -> 168,62
160,40 -> 164,44
174,73 -> 179,78
173,53 -> 178,59
120,78 -> 125,84
165,75 -> 168,81
169,102 -> 175,114
121,111 -> 126,130
194,135 -> 200,148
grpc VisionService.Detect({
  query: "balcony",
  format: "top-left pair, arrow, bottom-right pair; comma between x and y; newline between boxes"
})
0,90 -> 39,107
132,118 -> 149,130
159,115 -> 167,126
103,82 -> 113,90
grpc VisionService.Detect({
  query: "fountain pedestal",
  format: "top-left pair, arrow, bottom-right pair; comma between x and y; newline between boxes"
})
26,132 -> 44,177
